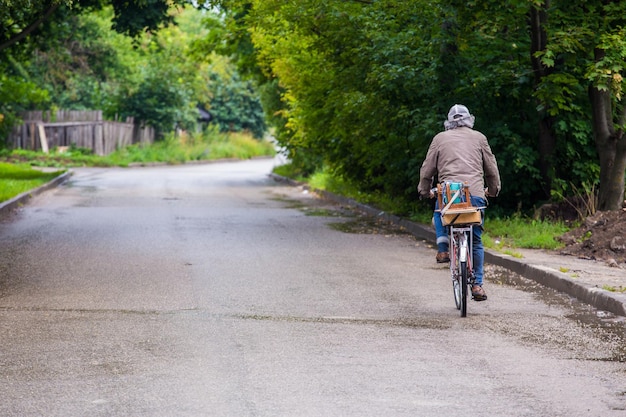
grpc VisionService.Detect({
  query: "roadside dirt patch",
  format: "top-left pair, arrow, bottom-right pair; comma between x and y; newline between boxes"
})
558,210 -> 626,265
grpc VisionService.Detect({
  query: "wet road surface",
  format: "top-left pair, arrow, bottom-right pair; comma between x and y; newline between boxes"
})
0,159 -> 625,416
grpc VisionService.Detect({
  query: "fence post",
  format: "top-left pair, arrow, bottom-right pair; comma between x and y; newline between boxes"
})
37,123 -> 49,153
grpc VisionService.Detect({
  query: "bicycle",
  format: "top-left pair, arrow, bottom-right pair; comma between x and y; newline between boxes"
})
432,182 -> 484,317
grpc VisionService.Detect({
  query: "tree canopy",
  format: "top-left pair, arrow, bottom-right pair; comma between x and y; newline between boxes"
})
205,0 -> 626,212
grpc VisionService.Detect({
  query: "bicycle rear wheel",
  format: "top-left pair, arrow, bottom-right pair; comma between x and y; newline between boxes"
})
450,238 -> 461,310
460,261 -> 468,317
452,275 -> 462,310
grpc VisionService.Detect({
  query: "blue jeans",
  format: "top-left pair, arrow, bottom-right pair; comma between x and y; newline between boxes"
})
434,196 -> 486,285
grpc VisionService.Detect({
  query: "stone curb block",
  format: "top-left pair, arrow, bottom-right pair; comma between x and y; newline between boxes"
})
270,173 -> 626,317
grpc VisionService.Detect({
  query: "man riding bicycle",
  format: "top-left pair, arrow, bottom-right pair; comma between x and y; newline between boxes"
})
418,104 -> 501,301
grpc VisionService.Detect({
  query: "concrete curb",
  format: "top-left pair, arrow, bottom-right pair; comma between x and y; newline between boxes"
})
270,173 -> 626,317
0,171 -> 72,219
487,251 -> 626,317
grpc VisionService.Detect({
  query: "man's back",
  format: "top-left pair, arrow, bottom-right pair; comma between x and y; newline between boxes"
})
418,126 -> 499,199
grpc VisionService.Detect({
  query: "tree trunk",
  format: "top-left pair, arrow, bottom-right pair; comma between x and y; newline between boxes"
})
537,114 -> 555,198
529,2 -> 555,199
589,50 -> 626,211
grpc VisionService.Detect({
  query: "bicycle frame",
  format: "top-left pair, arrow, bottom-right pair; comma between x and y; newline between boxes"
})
449,225 -> 473,272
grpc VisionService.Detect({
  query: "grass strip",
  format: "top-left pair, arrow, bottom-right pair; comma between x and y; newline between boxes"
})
275,162 -> 572,251
0,163 -> 65,202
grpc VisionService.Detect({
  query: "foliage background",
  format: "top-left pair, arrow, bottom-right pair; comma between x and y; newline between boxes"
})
0,4 -> 266,141
205,0 -> 626,215
3,0 -> 626,215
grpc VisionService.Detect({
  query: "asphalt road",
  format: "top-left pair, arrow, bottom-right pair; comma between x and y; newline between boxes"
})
0,158 -> 625,417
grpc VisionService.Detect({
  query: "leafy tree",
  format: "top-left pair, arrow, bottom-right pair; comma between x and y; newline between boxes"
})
112,8 -> 203,137
524,0 -> 626,210
0,0 -> 65,53
25,8 -> 130,111
209,1 -> 532,209
0,73 -> 49,140
197,2 -> 289,143
427,1 -> 541,209
209,0 -> 626,214
116,68 -> 194,137
0,0 -> 183,55
2,5 -> 195,140
204,69 -> 266,139
0,0 -> 188,144
243,1 -> 447,199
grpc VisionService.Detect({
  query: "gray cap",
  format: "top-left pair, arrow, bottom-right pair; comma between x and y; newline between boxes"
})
447,104 -> 471,121
444,104 -> 475,130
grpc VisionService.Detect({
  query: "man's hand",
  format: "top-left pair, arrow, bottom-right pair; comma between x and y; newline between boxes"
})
418,188 -> 436,200
485,187 -> 499,197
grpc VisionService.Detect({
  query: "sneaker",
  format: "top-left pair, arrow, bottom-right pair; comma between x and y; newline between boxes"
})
472,285 -> 487,301
436,252 -> 450,263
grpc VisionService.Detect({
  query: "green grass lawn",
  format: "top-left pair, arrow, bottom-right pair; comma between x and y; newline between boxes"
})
0,163 -> 65,202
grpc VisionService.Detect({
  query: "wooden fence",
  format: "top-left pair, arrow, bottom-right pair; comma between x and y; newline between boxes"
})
8,110 -> 154,156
